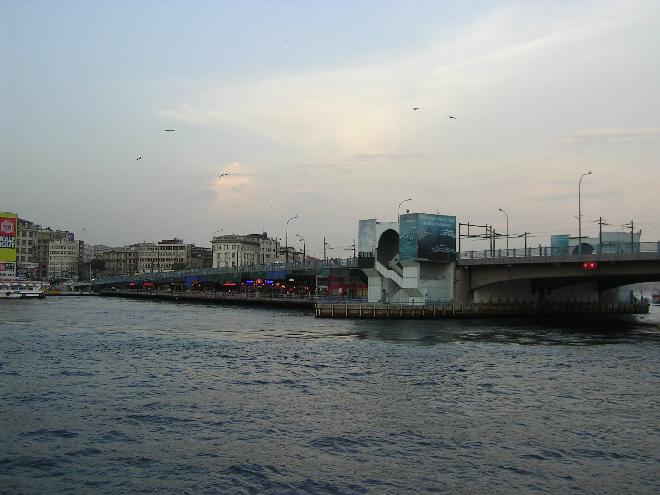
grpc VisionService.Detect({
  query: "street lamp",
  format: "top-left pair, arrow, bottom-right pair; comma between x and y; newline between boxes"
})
498,208 -> 509,252
285,215 -> 298,263
398,198 -> 412,221
578,170 -> 592,255
296,234 -> 305,263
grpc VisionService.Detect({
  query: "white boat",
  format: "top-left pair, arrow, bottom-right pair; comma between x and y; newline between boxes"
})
0,280 -> 48,299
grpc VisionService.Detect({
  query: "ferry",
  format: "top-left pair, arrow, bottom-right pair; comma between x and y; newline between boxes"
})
0,280 -> 48,299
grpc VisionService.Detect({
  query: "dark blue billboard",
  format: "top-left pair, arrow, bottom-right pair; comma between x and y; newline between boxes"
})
399,213 -> 456,261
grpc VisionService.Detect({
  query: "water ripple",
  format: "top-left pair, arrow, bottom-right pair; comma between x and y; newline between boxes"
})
0,298 -> 658,494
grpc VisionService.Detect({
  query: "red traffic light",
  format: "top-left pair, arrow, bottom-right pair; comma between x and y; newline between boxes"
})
582,261 -> 598,270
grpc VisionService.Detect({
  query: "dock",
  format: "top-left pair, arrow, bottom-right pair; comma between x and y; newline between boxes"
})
314,301 -> 650,318
99,291 -> 650,318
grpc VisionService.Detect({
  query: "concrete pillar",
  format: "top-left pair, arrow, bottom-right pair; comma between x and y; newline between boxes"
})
453,263 -> 472,305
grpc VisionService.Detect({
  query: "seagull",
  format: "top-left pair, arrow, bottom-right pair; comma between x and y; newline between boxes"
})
449,115 -> 456,119
137,156 -> 142,160
164,129 -> 176,132
413,107 -> 420,111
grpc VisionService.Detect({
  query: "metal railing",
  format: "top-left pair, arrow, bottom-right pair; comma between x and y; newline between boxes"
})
103,288 -> 368,304
459,241 -> 660,263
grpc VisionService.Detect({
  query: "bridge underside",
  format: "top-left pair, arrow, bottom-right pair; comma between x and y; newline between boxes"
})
455,260 -> 660,304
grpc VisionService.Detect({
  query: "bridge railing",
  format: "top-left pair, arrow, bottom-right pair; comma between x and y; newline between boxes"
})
95,258 -> 358,285
459,241 -> 660,263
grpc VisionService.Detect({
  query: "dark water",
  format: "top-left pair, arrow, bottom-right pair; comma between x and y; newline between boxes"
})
1,298 -> 659,495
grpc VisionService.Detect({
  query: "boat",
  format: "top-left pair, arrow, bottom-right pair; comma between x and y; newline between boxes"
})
0,280 -> 48,299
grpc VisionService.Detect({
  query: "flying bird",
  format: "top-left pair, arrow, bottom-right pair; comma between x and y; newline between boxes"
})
164,129 -> 176,132
413,107 -> 419,111
137,156 -> 142,160
449,115 -> 456,119
218,173 -> 228,179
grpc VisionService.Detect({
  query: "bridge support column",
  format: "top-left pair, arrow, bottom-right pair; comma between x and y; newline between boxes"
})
453,264 -> 473,305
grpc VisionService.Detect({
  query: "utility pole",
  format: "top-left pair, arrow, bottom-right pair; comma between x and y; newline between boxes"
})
594,217 -> 609,253
624,220 -> 634,253
296,234 -> 305,262
323,236 -> 327,261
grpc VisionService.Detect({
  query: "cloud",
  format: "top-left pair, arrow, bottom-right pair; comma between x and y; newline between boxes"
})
561,127 -> 660,144
345,153 -> 429,162
534,189 -> 623,203
160,2 -> 654,161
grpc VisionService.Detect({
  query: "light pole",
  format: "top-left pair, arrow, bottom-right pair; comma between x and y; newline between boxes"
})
578,170 -> 592,255
398,198 -> 412,222
285,215 -> 298,263
498,208 -> 509,252
296,234 -> 305,263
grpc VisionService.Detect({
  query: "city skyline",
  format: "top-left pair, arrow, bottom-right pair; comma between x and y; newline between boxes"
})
2,0 -> 659,255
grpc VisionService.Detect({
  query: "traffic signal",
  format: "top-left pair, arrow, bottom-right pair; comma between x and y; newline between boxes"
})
582,261 -> 598,270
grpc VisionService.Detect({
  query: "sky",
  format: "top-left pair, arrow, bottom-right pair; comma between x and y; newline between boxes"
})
2,0 -> 659,256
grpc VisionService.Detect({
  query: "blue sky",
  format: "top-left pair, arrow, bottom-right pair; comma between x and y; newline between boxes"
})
2,0 -> 659,254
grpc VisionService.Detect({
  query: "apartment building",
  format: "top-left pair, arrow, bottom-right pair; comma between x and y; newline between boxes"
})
48,238 -> 83,280
211,232 -> 281,268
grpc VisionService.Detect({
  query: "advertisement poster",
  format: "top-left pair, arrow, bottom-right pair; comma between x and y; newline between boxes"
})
0,212 -> 17,278
399,213 -> 456,261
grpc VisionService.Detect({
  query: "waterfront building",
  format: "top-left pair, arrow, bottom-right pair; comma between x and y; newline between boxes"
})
40,230 -> 75,280
211,232 -> 281,268
156,238 -> 192,271
16,219 -> 40,264
99,248 -> 139,277
191,246 -> 213,269
48,238 -> 82,280
212,234 -> 259,268
127,239 -> 193,273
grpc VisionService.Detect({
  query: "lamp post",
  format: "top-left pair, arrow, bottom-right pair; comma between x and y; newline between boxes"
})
498,208 -> 509,252
285,215 -> 298,264
398,198 -> 412,222
296,234 -> 305,263
578,170 -> 592,255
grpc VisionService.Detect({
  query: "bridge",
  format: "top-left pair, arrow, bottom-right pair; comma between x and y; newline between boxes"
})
93,258 -> 362,296
455,241 -> 660,305
93,238 -> 659,312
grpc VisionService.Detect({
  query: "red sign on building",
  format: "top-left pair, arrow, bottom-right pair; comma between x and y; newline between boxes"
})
0,216 -> 16,236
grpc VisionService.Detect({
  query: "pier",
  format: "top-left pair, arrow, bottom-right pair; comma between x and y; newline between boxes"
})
315,302 -> 650,318
100,290 -> 649,318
